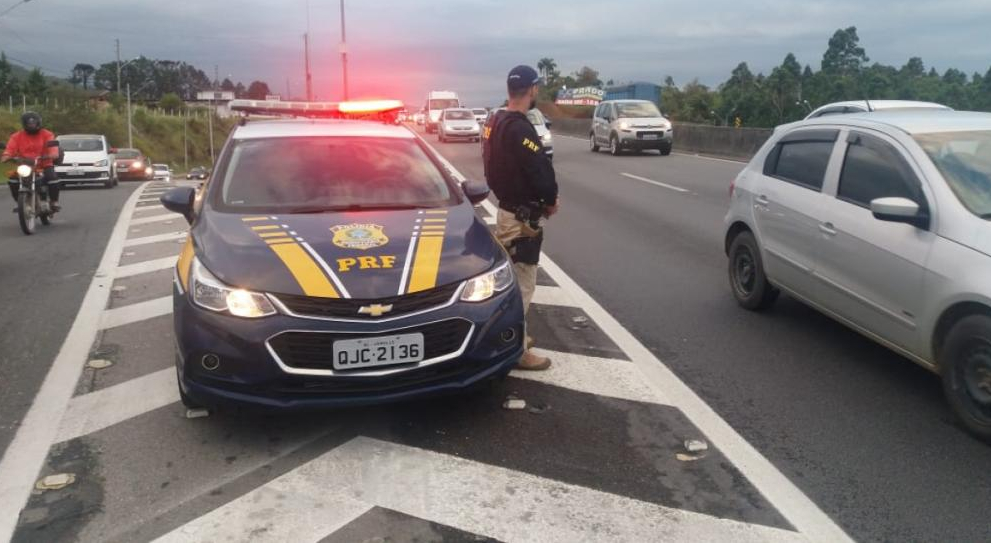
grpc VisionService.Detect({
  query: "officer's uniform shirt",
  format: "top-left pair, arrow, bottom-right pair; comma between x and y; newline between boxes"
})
483,110 -> 557,209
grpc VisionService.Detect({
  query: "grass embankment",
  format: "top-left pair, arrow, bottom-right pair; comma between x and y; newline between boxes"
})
0,104 -> 236,171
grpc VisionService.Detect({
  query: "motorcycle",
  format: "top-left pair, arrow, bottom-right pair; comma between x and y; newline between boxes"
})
4,140 -> 60,235
11,156 -> 56,235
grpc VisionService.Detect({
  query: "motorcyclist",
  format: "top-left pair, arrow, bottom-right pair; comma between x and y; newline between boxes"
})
3,111 -> 61,212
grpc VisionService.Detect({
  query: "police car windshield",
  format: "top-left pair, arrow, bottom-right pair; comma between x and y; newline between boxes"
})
429,99 -> 459,110
219,137 -> 456,213
60,139 -> 103,152
444,110 -> 473,120
615,102 -> 662,118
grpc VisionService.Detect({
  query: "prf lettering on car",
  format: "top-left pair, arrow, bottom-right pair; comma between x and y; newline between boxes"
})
522,137 -> 540,152
337,256 -> 397,272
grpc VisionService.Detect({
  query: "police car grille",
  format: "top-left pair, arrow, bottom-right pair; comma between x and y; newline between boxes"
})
269,318 -> 472,370
274,282 -> 461,319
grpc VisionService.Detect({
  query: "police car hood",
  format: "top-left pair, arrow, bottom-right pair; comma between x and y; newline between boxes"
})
196,204 -> 499,299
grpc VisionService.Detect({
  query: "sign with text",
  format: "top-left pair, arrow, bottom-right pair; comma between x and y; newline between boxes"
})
555,86 -> 603,106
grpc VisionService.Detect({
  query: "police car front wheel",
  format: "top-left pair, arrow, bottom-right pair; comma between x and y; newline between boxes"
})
589,133 -> 600,152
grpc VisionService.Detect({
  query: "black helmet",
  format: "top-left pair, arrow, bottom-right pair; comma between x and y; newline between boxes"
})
21,111 -> 41,134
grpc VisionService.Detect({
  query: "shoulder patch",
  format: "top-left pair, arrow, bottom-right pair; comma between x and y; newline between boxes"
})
521,137 -> 540,153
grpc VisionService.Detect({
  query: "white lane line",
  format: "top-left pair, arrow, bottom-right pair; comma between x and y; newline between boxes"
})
530,285 -> 579,307
512,349 -> 672,406
129,213 -> 177,226
0,182 -> 150,542
158,437 -> 806,543
552,133 -> 748,163
133,204 -> 165,213
123,231 -> 186,247
114,257 -> 177,279
56,369 -> 177,444
620,172 -> 689,193
100,296 -> 172,330
475,197 -> 849,541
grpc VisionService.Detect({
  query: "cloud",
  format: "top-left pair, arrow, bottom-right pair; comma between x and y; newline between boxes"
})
0,0 -> 987,107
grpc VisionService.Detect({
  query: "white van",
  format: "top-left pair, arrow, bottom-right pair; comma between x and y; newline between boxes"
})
55,134 -> 117,188
424,91 -> 460,133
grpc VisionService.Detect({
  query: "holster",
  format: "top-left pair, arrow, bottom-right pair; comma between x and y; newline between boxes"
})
508,228 -> 543,265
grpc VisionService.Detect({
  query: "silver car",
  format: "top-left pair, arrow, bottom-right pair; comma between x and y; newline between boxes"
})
438,108 -> 480,143
590,99 -> 673,156
724,110 -> 991,441
805,99 -> 951,120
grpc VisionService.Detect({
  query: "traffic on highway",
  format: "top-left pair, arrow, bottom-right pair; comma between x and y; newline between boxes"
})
0,2 -> 990,543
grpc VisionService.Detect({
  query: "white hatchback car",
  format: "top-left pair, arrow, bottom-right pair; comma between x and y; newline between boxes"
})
724,110 -> 991,441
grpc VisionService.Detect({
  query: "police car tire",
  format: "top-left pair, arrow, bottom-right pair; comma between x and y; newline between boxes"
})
589,133 -> 599,152
728,231 -> 778,311
940,314 -> 991,443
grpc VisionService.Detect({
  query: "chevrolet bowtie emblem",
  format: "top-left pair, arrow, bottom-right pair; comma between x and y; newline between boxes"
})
358,303 -> 393,317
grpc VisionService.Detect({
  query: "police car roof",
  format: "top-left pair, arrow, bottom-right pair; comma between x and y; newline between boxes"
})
232,119 -> 416,141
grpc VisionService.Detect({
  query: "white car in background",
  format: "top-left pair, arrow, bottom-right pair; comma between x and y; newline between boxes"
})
483,108 -> 554,158
471,108 -> 488,125
724,110 -> 991,441
55,134 -> 117,188
153,164 -> 171,182
804,100 -> 951,120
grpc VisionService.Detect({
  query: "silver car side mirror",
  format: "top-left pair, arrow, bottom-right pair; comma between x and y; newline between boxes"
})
870,197 -> 928,229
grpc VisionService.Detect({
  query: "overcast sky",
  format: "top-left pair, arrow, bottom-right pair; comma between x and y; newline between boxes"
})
2,0 -> 990,107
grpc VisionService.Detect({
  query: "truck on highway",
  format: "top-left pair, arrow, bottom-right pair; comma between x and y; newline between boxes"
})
424,90 -> 461,133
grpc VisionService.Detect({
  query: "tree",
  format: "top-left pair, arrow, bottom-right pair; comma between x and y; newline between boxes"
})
573,66 -> 601,87
159,92 -> 185,112
234,82 -> 246,98
72,63 -> 95,90
821,26 -> 868,76
24,68 -> 47,99
246,80 -> 271,100
536,58 -> 557,82
220,78 -> 236,92
0,53 -> 18,99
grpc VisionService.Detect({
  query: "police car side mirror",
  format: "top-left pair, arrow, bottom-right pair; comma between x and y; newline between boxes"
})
461,180 -> 490,205
545,119 -> 553,129
161,186 -> 196,224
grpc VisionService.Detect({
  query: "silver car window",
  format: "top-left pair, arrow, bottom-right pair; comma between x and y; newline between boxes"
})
838,132 -> 925,209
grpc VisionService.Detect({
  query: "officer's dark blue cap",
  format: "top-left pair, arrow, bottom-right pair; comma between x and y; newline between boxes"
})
507,65 -> 542,91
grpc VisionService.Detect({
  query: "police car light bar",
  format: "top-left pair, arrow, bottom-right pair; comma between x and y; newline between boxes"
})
229,99 -> 404,118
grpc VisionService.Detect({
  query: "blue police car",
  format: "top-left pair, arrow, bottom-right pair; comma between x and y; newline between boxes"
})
160,100 -> 525,410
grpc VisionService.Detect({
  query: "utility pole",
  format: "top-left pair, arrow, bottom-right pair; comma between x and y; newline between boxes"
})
115,38 -> 121,94
339,0 -> 348,100
214,64 -> 219,90
286,77 -> 291,100
207,108 -> 215,165
126,83 -> 132,148
304,33 -> 313,101
183,110 -> 188,171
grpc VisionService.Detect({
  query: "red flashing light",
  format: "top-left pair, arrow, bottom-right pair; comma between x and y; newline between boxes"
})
339,100 -> 404,113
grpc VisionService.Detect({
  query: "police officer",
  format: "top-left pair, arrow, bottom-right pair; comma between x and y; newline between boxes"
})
483,65 -> 559,371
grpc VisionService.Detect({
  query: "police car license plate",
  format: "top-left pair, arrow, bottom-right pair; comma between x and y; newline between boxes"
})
642,134 -> 659,140
332,333 -> 424,370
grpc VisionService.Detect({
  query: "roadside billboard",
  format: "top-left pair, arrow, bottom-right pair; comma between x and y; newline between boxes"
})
555,86 -> 603,106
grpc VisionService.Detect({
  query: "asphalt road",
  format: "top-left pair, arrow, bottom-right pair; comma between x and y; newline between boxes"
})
432,131 -> 991,542
0,182 -> 139,461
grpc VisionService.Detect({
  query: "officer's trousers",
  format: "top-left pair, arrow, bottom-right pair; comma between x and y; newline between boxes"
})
494,208 -> 539,315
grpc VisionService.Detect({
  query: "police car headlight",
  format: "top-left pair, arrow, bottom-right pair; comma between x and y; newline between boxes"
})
619,121 -> 631,130
460,261 -> 513,302
16,165 -> 32,177
191,258 -> 276,318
